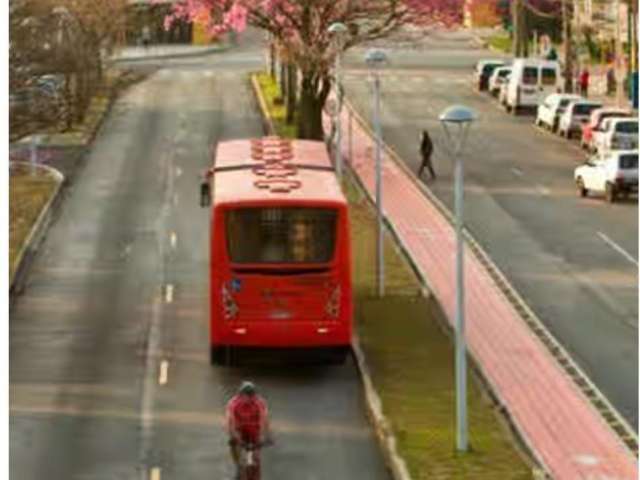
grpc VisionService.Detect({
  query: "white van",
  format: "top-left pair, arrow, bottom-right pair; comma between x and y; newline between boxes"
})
505,59 -> 562,114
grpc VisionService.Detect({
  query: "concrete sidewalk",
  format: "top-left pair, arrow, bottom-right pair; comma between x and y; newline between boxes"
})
110,43 -> 228,62
326,103 -> 638,479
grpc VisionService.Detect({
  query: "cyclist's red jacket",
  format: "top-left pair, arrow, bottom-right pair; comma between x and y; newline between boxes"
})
226,394 -> 269,443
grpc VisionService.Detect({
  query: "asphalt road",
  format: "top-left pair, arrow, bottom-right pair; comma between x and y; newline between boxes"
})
344,30 -> 639,427
10,31 -> 388,480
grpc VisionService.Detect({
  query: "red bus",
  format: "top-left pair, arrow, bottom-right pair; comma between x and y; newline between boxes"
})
200,137 -> 352,365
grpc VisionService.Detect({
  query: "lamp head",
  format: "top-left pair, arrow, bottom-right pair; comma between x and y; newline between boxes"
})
439,105 -> 477,157
328,22 -> 348,35
438,105 -> 477,125
365,48 -> 388,69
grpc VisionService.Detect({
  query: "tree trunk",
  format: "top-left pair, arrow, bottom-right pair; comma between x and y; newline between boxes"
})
286,63 -> 297,125
631,1 -> 638,74
296,72 -> 330,140
269,41 -> 276,79
280,61 -> 287,100
563,0 -> 574,93
512,0 -> 524,56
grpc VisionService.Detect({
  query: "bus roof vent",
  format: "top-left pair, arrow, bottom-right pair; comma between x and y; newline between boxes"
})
254,178 -> 302,193
251,137 -> 292,161
250,137 -> 300,193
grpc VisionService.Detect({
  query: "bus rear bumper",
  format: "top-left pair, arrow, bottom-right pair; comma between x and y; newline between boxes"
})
210,345 -> 351,366
212,321 -> 351,348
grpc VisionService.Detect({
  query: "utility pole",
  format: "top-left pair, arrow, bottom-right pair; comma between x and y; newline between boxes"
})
631,0 -> 639,108
512,0 -> 521,56
615,0 -> 624,107
563,0 -> 574,93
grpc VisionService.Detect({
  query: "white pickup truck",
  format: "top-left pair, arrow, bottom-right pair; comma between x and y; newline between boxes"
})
574,150 -> 638,202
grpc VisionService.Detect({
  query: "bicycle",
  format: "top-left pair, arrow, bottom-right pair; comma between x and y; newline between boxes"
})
237,439 -> 273,480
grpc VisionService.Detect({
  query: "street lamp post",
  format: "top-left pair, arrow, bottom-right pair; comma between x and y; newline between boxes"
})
365,49 -> 388,298
439,105 -> 477,453
614,0 -> 625,107
328,22 -> 349,180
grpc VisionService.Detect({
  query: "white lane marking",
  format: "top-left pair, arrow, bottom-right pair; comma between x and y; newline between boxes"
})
597,232 -> 639,266
121,244 -> 132,259
139,296 -> 162,478
535,184 -> 550,196
511,167 -> 523,177
150,467 -> 161,480
158,360 -> 169,385
165,284 -> 174,304
170,232 -> 177,249
175,166 -> 182,178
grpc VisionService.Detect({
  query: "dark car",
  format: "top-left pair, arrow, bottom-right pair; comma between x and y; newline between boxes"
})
474,60 -> 505,91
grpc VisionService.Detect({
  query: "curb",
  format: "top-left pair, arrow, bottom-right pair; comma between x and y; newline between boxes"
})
249,72 -> 412,480
9,163 -> 65,296
352,337 -> 412,480
109,44 -> 230,63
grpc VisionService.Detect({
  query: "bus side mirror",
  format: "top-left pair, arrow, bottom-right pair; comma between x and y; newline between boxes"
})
200,182 -> 211,207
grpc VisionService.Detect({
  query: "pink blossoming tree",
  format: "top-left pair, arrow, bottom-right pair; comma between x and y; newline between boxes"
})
166,0 -> 463,139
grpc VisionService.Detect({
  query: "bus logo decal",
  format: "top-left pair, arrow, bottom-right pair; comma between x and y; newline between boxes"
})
230,278 -> 242,293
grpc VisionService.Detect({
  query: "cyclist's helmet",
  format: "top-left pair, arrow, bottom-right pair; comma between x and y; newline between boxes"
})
239,381 -> 257,396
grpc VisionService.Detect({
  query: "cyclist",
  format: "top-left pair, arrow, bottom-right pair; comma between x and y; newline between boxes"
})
226,381 -> 272,477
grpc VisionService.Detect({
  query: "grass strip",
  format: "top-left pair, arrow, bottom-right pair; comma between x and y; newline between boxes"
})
9,168 -> 59,281
487,34 -> 512,53
255,72 -> 533,479
255,72 -> 297,139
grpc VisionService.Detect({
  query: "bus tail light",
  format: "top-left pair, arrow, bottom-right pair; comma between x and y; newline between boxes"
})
325,285 -> 341,318
222,284 -> 239,320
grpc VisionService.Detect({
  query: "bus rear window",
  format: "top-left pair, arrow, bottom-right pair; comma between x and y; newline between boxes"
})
541,68 -> 557,85
226,207 -> 337,264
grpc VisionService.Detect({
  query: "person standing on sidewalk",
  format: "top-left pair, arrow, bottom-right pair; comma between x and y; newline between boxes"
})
579,68 -> 590,97
418,129 -> 435,180
141,25 -> 151,49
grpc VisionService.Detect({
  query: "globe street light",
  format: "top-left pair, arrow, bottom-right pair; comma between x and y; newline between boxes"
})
328,22 -> 349,179
438,104 -> 477,453
365,48 -> 388,298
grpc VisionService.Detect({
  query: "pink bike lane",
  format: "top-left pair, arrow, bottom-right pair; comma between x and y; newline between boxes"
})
324,105 -> 638,479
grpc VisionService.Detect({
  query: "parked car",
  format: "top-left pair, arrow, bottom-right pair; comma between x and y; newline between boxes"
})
580,108 -> 632,151
574,150 -> 638,202
505,58 -> 562,114
474,60 -> 505,91
535,93 -> 582,132
592,117 -> 639,153
557,100 -> 603,139
488,66 -> 511,97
